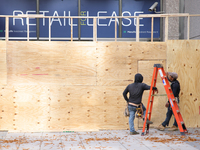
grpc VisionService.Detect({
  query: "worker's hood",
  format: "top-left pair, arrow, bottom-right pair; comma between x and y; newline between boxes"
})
134,73 -> 143,83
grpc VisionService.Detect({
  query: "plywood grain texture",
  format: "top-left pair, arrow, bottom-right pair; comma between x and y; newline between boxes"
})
167,40 -> 200,128
0,41 -> 7,85
0,40 -> 174,131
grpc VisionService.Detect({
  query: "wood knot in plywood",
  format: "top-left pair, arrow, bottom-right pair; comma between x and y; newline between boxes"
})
194,98 -> 197,102
190,93 -> 192,96
105,69 -> 109,71
15,90 -> 17,92
38,100 -> 40,102
68,112 -> 70,113
2,110 -> 4,112
58,100 -> 61,102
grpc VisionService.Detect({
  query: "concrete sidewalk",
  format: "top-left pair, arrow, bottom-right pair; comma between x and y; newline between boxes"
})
0,128 -> 199,150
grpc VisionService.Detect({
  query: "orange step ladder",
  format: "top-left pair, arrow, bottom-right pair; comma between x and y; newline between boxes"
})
141,64 -> 188,136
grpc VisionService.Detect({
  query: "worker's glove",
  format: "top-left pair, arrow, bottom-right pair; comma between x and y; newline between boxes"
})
165,102 -> 169,108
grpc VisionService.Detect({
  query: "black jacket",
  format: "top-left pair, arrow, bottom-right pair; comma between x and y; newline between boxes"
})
123,73 -> 156,104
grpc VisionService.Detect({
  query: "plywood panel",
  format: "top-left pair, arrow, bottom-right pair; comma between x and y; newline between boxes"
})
0,41 -> 7,85
167,40 -> 200,127
48,86 -> 128,131
11,85 -> 50,131
0,86 -> 15,130
7,41 -> 97,85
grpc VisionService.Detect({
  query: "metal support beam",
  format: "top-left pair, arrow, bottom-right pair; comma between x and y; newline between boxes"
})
179,0 -> 185,39
119,0 -> 122,38
36,0 -> 40,40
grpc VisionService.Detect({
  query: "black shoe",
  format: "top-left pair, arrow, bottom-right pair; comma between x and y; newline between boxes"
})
130,131 -> 139,135
146,119 -> 153,124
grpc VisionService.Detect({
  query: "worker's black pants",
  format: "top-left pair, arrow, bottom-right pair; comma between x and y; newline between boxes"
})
162,98 -> 179,127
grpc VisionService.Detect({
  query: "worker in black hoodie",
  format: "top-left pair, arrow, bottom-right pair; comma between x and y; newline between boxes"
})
123,73 -> 158,135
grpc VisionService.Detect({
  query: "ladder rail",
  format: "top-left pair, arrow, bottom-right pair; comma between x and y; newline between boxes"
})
142,67 -> 158,135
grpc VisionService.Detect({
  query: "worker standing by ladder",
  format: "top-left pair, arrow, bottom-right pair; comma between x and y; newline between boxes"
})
156,72 -> 180,131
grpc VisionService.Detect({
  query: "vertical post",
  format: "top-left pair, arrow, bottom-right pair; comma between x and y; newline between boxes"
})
71,18 -> 73,42
27,17 -> 29,41
36,0 -> 40,40
93,18 -> 97,42
78,0 -> 81,41
49,17 -> 51,41
119,0 -> 122,38
115,17 -> 117,41
136,16 -> 140,42
187,15 -> 190,40
151,17 -> 154,42
165,16 -> 169,41
5,17 -> 9,42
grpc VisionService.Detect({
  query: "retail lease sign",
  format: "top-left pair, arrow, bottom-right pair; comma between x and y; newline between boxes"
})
0,0 -> 160,39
